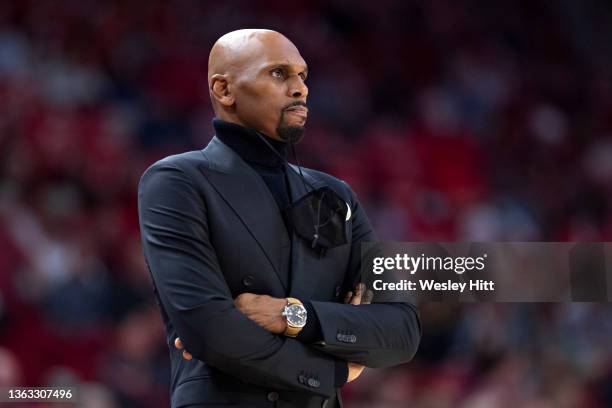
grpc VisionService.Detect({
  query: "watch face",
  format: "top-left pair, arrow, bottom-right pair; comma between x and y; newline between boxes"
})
285,304 -> 307,327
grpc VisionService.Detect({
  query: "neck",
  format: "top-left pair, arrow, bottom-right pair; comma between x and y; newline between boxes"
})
212,118 -> 287,168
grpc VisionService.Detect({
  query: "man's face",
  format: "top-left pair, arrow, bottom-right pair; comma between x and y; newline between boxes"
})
231,35 -> 309,143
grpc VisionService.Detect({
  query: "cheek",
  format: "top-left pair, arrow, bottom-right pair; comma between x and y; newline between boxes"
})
236,82 -> 282,120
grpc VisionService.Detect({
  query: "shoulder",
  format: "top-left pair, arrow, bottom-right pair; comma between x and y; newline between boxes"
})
145,150 -> 206,173
138,150 -> 208,194
141,150 -> 206,179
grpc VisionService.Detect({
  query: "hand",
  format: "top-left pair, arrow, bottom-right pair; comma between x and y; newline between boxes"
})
347,362 -> 366,382
174,337 -> 192,361
234,293 -> 287,334
343,282 -> 373,305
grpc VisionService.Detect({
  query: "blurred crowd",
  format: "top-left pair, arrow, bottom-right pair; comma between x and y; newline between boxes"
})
0,0 -> 611,407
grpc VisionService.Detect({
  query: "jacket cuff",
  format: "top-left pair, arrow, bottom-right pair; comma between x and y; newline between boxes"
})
334,360 -> 349,387
296,301 -> 323,343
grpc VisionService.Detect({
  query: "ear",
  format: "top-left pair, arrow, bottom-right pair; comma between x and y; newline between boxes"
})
209,74 -> 235,107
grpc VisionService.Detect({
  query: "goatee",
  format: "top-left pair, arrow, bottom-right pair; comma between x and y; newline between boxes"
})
276,123 -> 305,144
277,108 -> 305,144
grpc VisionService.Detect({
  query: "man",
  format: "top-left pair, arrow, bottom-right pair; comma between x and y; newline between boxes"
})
138,29 -> 421,408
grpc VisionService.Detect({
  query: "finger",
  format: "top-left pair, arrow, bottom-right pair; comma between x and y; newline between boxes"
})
358,364 -> 366,377
343,291 -> 353,304
182,350 -> 193,360
350,285 -> 363,305
174,337 -> 183,350
235,293 -> 256,309
347,362 -> 366,382
362,288 -> 374,305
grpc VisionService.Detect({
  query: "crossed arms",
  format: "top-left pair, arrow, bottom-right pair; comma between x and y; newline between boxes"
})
138,161 -> 422,398
175,286 -> 372,383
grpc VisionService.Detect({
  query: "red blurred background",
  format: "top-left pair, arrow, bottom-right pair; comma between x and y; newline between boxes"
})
0,0 -> 611,406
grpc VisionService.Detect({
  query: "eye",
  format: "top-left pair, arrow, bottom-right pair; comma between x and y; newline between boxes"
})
271,68 -> 284,78
299,72 -> 307,81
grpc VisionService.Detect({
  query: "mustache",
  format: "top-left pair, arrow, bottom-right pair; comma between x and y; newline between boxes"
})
282,101 -> 308,111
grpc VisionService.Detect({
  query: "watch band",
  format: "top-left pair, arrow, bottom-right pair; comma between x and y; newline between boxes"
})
284,297 -> 304,337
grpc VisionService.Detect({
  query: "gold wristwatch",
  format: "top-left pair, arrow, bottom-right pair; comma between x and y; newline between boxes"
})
282,297 -> 307,337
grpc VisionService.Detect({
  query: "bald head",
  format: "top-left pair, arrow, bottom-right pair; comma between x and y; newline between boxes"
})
206,29 -> 309,142
208,29 -> 288,80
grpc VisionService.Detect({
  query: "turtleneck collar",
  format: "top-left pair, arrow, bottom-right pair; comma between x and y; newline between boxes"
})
212,118 -> 287,168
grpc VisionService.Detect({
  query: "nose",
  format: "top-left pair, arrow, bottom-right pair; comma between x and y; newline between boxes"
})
288,75 -> 308,99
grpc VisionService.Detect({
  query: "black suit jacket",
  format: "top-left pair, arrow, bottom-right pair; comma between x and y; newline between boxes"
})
138,136 -> 422,407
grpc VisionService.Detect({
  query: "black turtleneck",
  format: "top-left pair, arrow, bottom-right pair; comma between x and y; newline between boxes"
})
213,118 -> 291,222
212,119 -> 348,387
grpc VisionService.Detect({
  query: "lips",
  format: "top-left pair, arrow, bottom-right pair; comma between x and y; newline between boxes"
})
284,106 -> 308,117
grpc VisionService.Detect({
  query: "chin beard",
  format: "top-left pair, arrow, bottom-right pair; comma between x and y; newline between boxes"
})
276,124 -> 305,144
276,110 -> 305,144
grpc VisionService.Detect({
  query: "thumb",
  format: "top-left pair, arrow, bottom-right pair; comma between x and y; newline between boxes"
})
174,337 -> 184,350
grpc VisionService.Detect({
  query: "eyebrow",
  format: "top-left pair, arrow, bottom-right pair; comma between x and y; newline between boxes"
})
264,63 -> 308,76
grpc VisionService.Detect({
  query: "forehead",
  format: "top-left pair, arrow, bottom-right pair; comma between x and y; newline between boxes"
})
244,35 -> 307,72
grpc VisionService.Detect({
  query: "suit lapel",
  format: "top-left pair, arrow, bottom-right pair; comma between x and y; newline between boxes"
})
285,166 -> 327,300
200,137 -> 290,291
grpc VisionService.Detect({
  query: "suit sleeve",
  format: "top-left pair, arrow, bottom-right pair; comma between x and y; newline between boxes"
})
138,160 -> 339,397
307,182 -> 422,368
